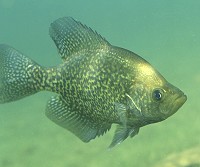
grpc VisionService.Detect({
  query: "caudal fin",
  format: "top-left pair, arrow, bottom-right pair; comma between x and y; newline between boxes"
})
0,44 -> 43,103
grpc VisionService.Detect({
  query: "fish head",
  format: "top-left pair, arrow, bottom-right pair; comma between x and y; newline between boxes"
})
149,82 -> 187,121
128,63 -> 187,125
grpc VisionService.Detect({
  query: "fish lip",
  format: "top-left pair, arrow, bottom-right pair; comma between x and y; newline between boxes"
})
175,93 -> 187,104
171,93 -> 187,112
160,93 -> 187,120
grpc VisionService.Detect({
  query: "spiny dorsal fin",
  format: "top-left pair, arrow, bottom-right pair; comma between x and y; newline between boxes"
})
49,17 -> 110,61
45,95 -> 111,143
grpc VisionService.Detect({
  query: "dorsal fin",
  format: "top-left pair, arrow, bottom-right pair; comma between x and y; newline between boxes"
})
49,17 -> 110,61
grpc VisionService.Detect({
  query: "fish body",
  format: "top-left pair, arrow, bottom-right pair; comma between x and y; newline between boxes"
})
0,17 -> 187,147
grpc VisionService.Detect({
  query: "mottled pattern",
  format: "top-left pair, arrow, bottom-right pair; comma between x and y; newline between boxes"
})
0,17 -> 186,147
0,45 -> 39,103
49,17 -> 109,61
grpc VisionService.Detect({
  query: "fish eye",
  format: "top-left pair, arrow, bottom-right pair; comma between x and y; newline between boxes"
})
152,88 -> 164,101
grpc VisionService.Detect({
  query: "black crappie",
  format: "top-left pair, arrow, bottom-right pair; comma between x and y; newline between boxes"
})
0,17 -> 187,148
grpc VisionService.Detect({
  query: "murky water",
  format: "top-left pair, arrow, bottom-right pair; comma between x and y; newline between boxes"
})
0,1 -> 199,166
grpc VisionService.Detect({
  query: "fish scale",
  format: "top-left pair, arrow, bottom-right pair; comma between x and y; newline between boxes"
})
0,17 -> 186,148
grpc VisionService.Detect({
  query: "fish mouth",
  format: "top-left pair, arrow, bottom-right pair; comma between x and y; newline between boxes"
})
172,93 -> 187,113
160,93 -> 187,120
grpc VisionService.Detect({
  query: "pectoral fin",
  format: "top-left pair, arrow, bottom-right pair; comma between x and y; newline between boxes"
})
108,102 -> 128,148
109,125 -> 129,148
109,125 -> 139,148
45,95 -> 111,142
109,102 -> 140,148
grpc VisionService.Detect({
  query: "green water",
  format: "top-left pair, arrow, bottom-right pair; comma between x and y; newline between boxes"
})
0,0 -> 199,167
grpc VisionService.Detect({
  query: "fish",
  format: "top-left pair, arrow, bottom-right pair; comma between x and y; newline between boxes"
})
0,17 -> 187,148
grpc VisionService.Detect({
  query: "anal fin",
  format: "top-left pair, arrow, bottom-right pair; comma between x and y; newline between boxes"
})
45,95 -> 111,143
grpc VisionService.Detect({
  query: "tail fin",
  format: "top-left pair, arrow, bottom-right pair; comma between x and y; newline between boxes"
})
0,44 -> 43,103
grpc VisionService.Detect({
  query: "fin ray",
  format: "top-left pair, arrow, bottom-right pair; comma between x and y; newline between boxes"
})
49,17 -> 110,61
45,96 -> 111,142
109,102 -> 140,148
0,44 -> 41,103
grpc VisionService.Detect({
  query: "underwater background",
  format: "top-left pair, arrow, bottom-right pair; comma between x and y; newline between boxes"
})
0,0 -> 199,167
